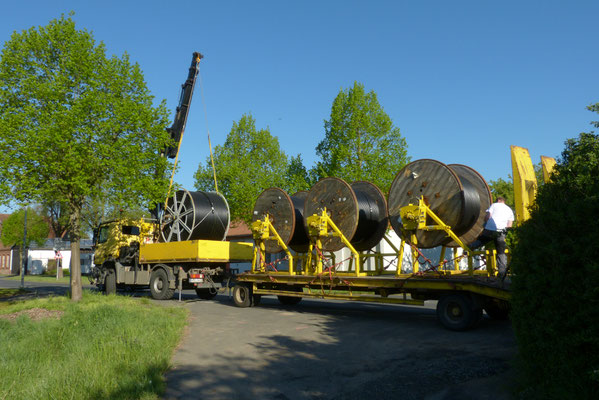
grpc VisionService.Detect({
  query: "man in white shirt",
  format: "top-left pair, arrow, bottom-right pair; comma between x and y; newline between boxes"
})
468,196 -> 515,277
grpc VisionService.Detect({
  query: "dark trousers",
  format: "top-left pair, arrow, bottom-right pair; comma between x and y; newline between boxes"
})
469,229 -> 508,276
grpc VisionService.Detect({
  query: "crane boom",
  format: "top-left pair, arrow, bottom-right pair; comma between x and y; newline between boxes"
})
165,52 -> 203,158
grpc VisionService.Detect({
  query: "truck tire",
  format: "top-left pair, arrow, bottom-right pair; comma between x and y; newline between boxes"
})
277,295 -> 302,305
436,293 -> 481,331
150,268 -> 175,300
105,270 -> 116,295
484,300 -> 510,320
232,284 -> 254,308
195,288 -> 218,300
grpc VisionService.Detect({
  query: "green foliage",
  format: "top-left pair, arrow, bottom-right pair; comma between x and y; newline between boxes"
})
0,15 -> 171,299
194,114 -> 289,225
0,207 -> 49,247
487,177 -> 515,209
0,14 -> 171,227
510,132 -> 599,399
0,291 -> 187,399
315,82 -> 409,192
284,154 -> 312,194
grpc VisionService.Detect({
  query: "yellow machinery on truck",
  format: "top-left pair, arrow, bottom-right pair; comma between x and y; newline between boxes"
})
92,218 -> 253,299
232,153 -> 555,331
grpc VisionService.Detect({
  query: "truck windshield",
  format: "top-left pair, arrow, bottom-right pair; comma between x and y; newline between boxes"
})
97,226 -> 110,244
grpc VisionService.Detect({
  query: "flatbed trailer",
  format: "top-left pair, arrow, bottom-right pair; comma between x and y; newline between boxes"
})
231,201 -> 511,331
234,271 -> 510,331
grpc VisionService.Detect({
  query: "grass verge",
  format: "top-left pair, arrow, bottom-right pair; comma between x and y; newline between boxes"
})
3,275 -> 73,284
0,288 -> 29,298
0,291 -> 188,400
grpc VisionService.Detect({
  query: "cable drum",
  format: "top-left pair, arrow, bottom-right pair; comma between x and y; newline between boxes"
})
387,159 -> 486,248
288,191 -> 310,253
303,177 -> 388,252
252,188 -> 296,253
446,164 -> 492,246
160,189 -> 230,242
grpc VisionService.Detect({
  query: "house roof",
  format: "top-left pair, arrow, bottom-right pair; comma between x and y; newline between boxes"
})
227,221 -> 251,239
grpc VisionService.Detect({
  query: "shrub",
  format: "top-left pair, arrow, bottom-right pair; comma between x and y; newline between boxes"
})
510,133 -> 599,399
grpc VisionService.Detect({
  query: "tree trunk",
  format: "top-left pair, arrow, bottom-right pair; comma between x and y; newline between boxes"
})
69,206 -> 83,302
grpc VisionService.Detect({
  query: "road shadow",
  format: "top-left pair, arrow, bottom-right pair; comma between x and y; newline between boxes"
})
165,295 -> 516,400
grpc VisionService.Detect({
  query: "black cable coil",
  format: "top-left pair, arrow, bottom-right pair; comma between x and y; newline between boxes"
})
160,189 -> 230,242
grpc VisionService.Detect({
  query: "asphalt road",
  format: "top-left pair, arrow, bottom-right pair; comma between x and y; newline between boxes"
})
164,293 -> 517,400
0,278 -> 517,399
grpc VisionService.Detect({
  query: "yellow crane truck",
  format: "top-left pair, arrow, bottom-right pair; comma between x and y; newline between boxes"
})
91,219 -> 253,299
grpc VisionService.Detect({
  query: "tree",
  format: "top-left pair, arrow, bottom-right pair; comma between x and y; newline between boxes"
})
1,207 -> 49,248
0,15 -> 171,301
284,154 -> 311,194
194,114 -> 289,225
315,82 -> 409,192
510,130 -> 599,399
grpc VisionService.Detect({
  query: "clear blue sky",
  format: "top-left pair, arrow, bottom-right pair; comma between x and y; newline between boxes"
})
1,0 -> 598,196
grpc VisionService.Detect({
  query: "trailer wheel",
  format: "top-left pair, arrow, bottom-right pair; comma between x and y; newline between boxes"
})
232,284 -> 254,308
195,288 -> 218,300
150,268 -> 175,300
278,296 -> 302,306
436,294 -> 480,331
104,269 -> 116,295
484,300 -> 510,320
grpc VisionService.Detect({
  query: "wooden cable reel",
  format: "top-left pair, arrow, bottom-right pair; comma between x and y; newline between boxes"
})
160,189 -> 230,242
387,159 -> 491,248
252,188 -> 310,253
303,177 -> 388,252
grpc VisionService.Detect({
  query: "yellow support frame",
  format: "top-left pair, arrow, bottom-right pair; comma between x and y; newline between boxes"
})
511,145 -> 537,223
540,155 -> 556,183
250,216 -> 295,275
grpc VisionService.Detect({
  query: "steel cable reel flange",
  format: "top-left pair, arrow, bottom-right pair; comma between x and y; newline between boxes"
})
161,189 -> 197,242
388,159 -> 478,248
252,187 -> 296,253
446,164 -> 491,247
304,177 -> 359,252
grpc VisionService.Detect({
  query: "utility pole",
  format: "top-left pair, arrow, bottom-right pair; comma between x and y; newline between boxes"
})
20,207 -> 28,288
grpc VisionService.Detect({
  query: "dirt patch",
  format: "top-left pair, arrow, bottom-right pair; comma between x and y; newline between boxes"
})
0,308 -> 64,322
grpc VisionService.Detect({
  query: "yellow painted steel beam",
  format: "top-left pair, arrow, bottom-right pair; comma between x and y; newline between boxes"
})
139,240 -> 254,264
540,155 -> 557,183
511,145 -> 537,223
253,288 -> 425,305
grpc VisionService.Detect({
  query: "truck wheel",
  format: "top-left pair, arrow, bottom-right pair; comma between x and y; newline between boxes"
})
150,268 -> 175,300
484,300 -> 510,320
195,288 -> 218,300
278,295 -> 302,306
436,294 -> 480,331
232,284 -> 254,308
105,270 -> 116,295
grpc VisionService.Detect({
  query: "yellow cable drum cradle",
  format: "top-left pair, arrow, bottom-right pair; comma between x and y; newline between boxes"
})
235,160 -> 511,331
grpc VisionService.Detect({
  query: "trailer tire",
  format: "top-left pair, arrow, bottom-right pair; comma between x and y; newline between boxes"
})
278,295 -> 302,306
232,284 -> 254,308
150,268 -> 175,300
104,269 -> 116,295
437,294 -> 480,331
484,300 -> 510,320
195,288 -> 218,300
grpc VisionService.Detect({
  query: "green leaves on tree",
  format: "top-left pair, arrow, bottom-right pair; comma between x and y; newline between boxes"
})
1,207 -> 49,248
315,81 -> 409,193
0,15 -> 171,300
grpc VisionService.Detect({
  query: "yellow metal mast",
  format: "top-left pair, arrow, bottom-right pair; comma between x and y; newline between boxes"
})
510,145 -> 537,223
